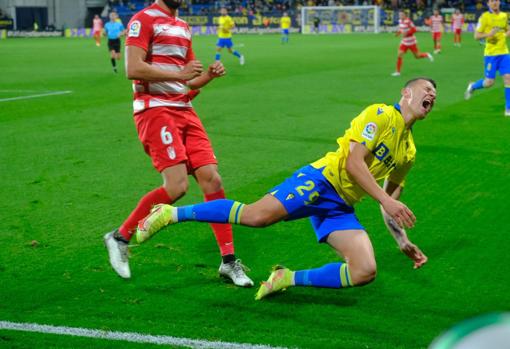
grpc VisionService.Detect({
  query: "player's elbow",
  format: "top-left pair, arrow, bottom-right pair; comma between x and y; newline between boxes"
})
126,65 -> 140,80
126,61 -> 144,80
345,154 -> 359,177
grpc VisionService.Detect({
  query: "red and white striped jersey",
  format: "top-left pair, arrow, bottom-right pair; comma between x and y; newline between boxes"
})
126,3 -> 195,114
430,15 -> 443,33
93,18 -> 103,33
452,13 -> 464,30
399,18 -> 417,46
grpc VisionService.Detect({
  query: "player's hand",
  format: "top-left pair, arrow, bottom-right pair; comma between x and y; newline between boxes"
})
399,240 -> 428,269
208,61 -> 226,78
488,27 -> 500,37
181,60 -> 203,81
381,197 -> 416,229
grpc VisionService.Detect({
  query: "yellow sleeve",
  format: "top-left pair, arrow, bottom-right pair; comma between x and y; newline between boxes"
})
387,159 -> 414,187
476,13 -> 487,33
505,13 -> 508,31
349,105 -> 390,152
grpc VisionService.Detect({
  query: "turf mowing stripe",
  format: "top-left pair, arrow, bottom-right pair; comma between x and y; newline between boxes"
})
0,90 -> 72,102
0,321 -> 291,349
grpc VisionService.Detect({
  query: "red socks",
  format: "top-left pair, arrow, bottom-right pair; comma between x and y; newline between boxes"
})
204,189 -> 235,256
118,186 -> 235,256
396,57 -> 402,72
119,187 -> 172,240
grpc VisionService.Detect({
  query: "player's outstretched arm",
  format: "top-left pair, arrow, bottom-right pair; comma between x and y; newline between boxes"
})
474,27 -> 499,40
380,179 -> 427,269
126,46 -> 203,81
346,142 -> 416,229
187,61 -> 226,90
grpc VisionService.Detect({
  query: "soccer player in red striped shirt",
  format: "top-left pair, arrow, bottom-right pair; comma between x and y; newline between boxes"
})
392,11 -> 433,77
452,9 -> 464,47
429,9 -> 444,54
104,0 -> 253,287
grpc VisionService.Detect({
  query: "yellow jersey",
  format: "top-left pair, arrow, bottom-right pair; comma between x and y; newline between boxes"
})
476,11 -> 509,56
281,16 -> 291,29
218,15 -> 235,38
311,104 -> 416,206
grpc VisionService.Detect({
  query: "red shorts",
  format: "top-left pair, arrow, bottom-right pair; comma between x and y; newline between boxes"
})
134,107 -> 217,173
454,28 -> 462,35
432,32 -> 442,40
399,44 -> 419,54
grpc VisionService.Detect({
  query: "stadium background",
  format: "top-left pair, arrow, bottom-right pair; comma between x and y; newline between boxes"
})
1,0 -> 510,349
0,0 -> 506,36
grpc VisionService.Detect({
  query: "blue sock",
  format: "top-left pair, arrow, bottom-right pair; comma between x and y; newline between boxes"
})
471,79 -> 485,90
233,50 -> 241,58
177,199 -> 245,224
215,53 -> 221,61
505,86 -> 510,110
294,262 -> 352,288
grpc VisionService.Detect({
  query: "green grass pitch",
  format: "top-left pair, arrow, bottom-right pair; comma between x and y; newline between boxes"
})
0,32 -> 509,349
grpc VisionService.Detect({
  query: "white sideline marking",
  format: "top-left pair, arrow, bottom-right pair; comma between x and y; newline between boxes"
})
0,90 -> 72,102
0,321 -> 290,349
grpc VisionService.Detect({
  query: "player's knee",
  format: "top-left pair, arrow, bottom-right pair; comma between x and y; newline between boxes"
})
163,178 -> 189,200
503,75 -> 510,85
202,172 -> 223,193
240,205 -> 273,227
349,261 -> 377,286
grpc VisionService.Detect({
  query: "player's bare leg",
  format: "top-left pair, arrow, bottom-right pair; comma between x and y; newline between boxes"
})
94,34 -> 101,47
227,47 -> 244,65
194,164 -> 254,287
392,50 -> 405,76
105,164 -> 188,278
465,78 -> 494,100
326,230 -> 376,286
433,39 -> 441,54
136,193 -> 288,242
135,164 -> 189,242
412,49 -> 433,62
256,230 -> 376,300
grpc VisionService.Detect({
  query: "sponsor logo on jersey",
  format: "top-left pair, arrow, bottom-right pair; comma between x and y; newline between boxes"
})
129,20 -> 141,37
362,122 -> 377,141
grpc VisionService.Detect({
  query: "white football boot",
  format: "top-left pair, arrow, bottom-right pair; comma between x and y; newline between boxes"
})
464,82 -> 474,100
219,259 -> 254,287
104,230 -> 131,279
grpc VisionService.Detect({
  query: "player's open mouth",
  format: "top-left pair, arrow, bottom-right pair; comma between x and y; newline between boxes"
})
422,99 -> 433,112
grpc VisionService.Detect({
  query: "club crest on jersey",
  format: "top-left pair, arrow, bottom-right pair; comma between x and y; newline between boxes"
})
362,122 -> 377,141
129,20 -> 141,37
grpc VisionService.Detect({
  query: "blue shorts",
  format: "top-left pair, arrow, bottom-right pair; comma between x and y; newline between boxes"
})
269,165 -> 365,243
282,29 -> 289,35
484,54 -> 510,79
216,38 -> 233,48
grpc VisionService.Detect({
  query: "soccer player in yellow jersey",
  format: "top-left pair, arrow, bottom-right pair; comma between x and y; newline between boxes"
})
215,8 -> 245,65
135,78 -> 436,300
280,12 -> 291,44
465,0 -> 510,116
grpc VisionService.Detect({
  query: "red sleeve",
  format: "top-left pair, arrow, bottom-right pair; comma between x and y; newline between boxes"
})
126,13 -> 153,52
